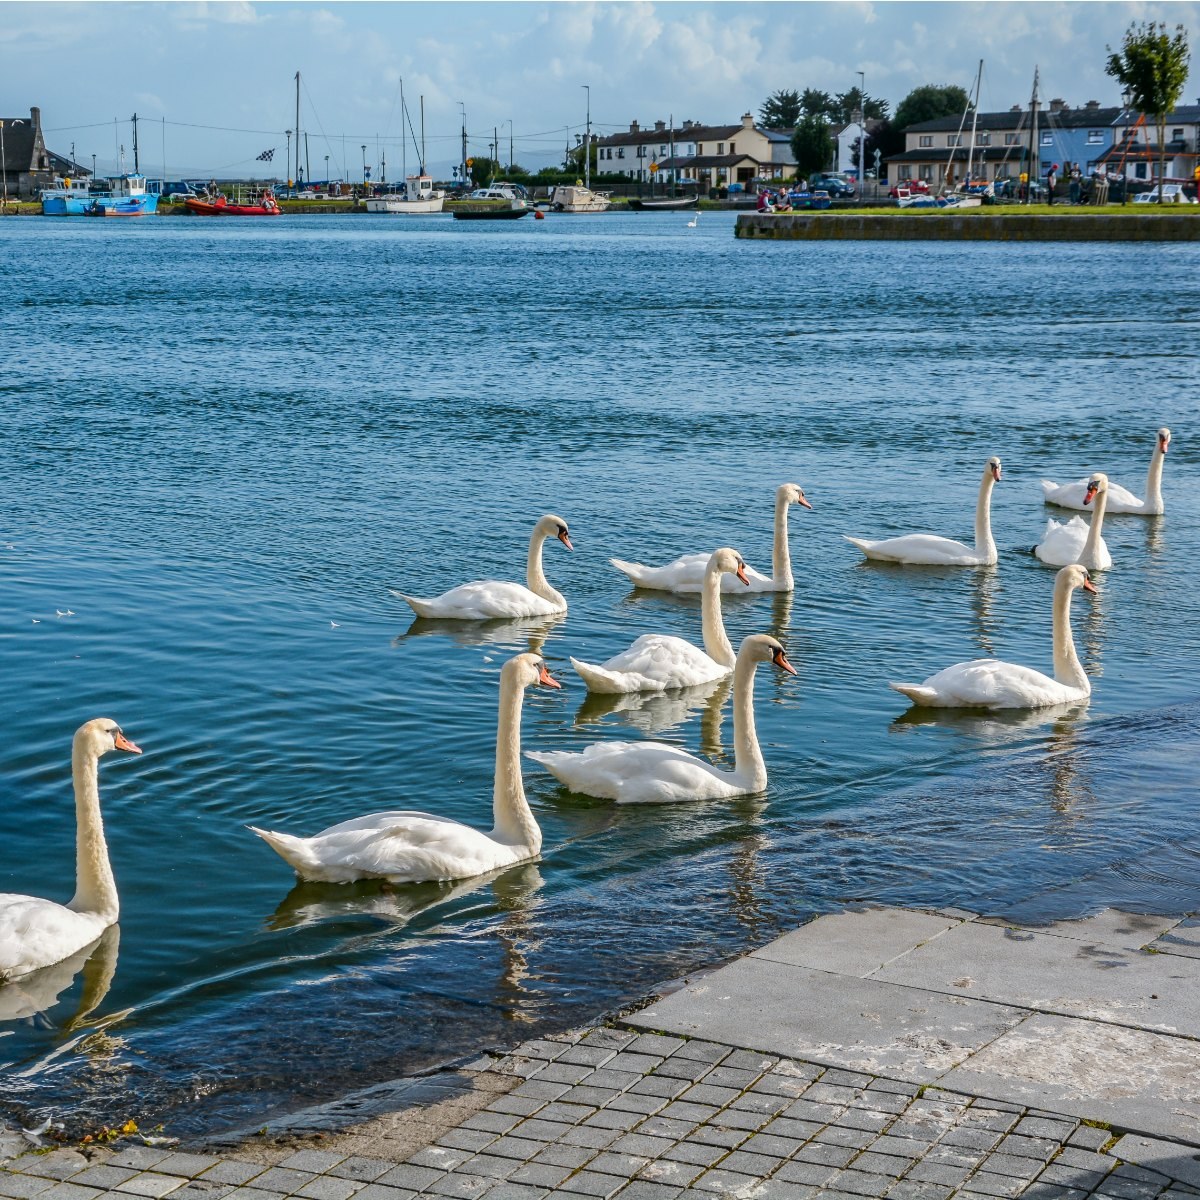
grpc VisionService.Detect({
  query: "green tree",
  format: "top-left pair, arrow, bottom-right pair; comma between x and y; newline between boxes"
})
759,89 -> 802,129
800,88 -> 835,120
468,157 -> 500,187
1106,21 -> 1191,200
833,88 -> 889,123
790,114 -> 834,179
892,84 -> 971,131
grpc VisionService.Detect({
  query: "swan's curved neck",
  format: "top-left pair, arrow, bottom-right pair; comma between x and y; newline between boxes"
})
731,653 -> 767,791
974,471 -> 997,561
1083,487 -> 1108,557
772,494 -> 794,590
491,676 -> 541,853
67,743 -> 118,922
1145,444 -> 1166,513
701,564 -> 736,667
1051,578 -> 1088,691
526,529 -> 564,607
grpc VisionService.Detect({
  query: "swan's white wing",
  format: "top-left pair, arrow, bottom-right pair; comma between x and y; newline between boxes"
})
0,895 -> 108,980
1033,516 -> 1088,565
528,741 -> 741,804
846,533 -> 980,565
1042,476 -> 1145,512
893,658 -> 1084,709
397,580 -> 562,619
572,635 -> 726,693
610,554 -> 772,593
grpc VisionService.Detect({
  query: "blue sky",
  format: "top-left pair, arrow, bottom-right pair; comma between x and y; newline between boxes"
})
4,1 -> 1199,180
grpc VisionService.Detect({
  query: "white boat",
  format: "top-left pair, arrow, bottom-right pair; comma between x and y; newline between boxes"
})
449,182 -> 532,219
365,173 -> 445,214
549,184 -> 611,213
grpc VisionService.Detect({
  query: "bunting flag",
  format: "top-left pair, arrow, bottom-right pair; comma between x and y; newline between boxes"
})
256,148 -> 275,162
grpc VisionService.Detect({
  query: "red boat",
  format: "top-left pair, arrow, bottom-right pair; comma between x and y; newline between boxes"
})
184,192 -> 283,217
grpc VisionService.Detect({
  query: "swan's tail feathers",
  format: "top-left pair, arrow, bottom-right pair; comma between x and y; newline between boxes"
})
890,682 -> 939,706
844,536 -> 873,554
389,589 -> 435,618
1039,480 -> 1059,500
570,656 -> 633,695
524,749 -> 573,784
609,558 -> 654,587
248,826 -> 317,877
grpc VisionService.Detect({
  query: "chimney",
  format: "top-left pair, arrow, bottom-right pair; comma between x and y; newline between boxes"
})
682,120 -> 693,130
654,120 -> 665,132
1049,97 -> 1065,114
1011,105 -> 1022,113
629,120 -> 639,134
741,112 -> 755,129
1085,100 -> 1100,111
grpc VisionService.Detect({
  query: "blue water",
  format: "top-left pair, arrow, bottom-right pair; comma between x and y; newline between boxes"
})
1,212 -> 1199,1135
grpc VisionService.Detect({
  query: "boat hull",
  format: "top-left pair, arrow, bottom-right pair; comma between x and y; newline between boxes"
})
626,196 -> 699,211
365,196 -> 445,214
450,207 -> 531,220
184,198 -> 282,217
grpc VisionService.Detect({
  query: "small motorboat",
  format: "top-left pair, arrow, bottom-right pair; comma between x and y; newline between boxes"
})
185,192 -> 283,217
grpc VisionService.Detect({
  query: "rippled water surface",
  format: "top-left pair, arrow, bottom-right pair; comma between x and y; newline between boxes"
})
1,213 -> 1199,1134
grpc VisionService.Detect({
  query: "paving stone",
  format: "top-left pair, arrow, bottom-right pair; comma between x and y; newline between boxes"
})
352,1186 -> 417,1200
739,1134 -> 804,1160
108,1153 -> 174,1173
458,1157 -> 519,1183
115,1175 -> 190,1198
803,1084 -> 865,1107
824,1169 -> 897,1197
637,1120 -> 694,1143
37,1186 -> 103,1200
274,1154 -> 346,1177
651,1060 -> 711,1083
685,1127 -> 746,1150
836,1109 -> 890,1134
1094,1178 -> 1163,1200
556,1088 -> 619,1111
155,1159 -> 228,1181
905,1162 -> 972,1187
723,1051 -> 778,1073
612,1183 -> 682,1200
1056,1148 -> 1114,1174
477,1186 -> 547,1200
581,1110 -> 641,1132
884,1183 -> 955,1200
1015,1118 -> 1077,1141
511,1121 -> 573,1144
513,1082 -> 572,1103
555,1170 -> 624,1198
293,1178 -> 363,1200
992,1136 -> 1057,1163
659,1144 -> 725,1169
68,1167 -> 140,1191
924,1146 -> 983,1170
713,1150 -> 776,1178
868,1080 -> 921,1097
527,1146 -> 593,1171
586,1155 -> 650,1179
604,1095 -> 664,1118
490,1097 -> 548,1118
603,1055 -> 664,1077
703,1068 -> 761,1091
782,1100 -> 844,1125
584,1071 -> 642,1093
791,1143 -> 856,1169
761,1118 -> 822,1143
813,1127 -> 874,1151
743,1183 -> 818,1200
636,1160 -> 704,1188
15,1157 -> 90,1182
580,1030 -> 637,1051
465,1114 -> 524,1136
558,1128 -> 620,1152
750,1075 -> 811,1100
729,1092 -> 790,1117
536,1064 -> 596,1087
936,1128 -> 1002,1153
1038,1165 -> 1109,1191
960,1111 -> 1020,1134
536,1105 -> 596,1127
376,1165 -> 445,1192
851,1152 -> 916,1176
716,1109 -> 771,1133
1066,1126 -> 1111,1152
425,1174 -> 491,1199
625,1036 -> 686,1059
774,1160 -> 840,1188
556,1047 -> 617,1069
658,1104 -> 719,1126
170,1182 -> 234,1200
197,1164 -> 266,1187
665,1042 -> 729,1066
677,1085 -> 739,1109
0,1177 -> 57,1200
487,1137 -> 547,1162
1110,1166 -> 1174,1188
513,1040 -> 570,1062
977,1154 -> 1043,1180
237,1170 -> 316,1196
860,1092 -> 910,1116
508,1164 -> 574,1189
963,1173 -> 1031,1198
406,1148 -> 472,1173
690,1169 -> 760,1194
210,1190 -> 284,1200
630,1078 -> 689,1101
610,1136 -> 673,1161
870,1136 -> 935,1160
1018,1186 -> 1089,1200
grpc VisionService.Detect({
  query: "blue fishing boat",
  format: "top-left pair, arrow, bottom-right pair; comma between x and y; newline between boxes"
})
43,173 -> 158,217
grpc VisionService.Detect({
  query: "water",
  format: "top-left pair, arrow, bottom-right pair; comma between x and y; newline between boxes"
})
1,212 -> 1198,1135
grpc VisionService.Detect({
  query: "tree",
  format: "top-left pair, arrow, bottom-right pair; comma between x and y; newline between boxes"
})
468,157 -> 500,187
892,84 -> 971,132
1106,21 -> 1191,199
759,89 -> 802,130
790,114 -> 834,179
800,88 -> 835,120
833,88 -> 889,123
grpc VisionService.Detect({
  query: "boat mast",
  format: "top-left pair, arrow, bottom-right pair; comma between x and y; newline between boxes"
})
420,95 -> 426,176
131,112 -> 139,173
669,111 -> 675,197
295,71 -> 301,186
965,59 -> 983,186
1027,67 -> 1039,206
583,84 -> 591,191
401,78 -> 407,181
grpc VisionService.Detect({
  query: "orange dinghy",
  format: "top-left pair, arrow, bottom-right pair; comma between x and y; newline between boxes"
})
185,192 -> 283,216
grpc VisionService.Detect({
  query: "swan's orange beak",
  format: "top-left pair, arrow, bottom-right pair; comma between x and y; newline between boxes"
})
1083,483 -> 1098,505
557,529 -> 574,551
797,495 -> 813,510
1082,577 -> 1098,595
736,561 -> 750,586
992,464 -> 1003,482
772,648 -> 798,675
114,732 -> 142,754
537,664 -> 562,689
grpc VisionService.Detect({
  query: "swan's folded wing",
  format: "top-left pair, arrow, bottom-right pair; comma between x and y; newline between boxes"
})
403,580 -> 557,619
528,741 -> 731,804
918,659 -> 1071,709
0,895 -> 100,979
312,815 -> 503,882
598,635 -> 724,689
847,533 -> 977,565
610,553 -> 709,591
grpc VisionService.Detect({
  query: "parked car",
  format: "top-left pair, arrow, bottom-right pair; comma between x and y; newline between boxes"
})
888,180 -> 929,199
1132,184 -> 1197,204
809,173 -> 856,198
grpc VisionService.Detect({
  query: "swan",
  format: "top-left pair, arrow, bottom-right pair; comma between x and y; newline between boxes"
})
686,212 -> 700,228
890,564 -> 1097,709
570,548 -> 749,693
250,654 -> 560,883
0,719 -> 142,981
845,457 -> 1002,565
392,515 -> 572,619
1042,428 -> 1170,515
610,484 -> 812,593
1034,473 -> 1112,570
527,634 -> 796,804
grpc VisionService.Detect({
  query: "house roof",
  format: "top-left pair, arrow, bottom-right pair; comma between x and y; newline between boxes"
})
595,122 -> 746,147
886,147 -> 1029,164
1,115 -> 36,172
903,104 -> 1200,136
656,153 -> 758,170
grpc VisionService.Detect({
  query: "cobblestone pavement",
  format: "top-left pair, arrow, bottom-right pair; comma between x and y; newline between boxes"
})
4,1025 -> 1200,1200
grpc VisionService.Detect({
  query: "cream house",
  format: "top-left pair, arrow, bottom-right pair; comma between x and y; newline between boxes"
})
594,114 -> 795,187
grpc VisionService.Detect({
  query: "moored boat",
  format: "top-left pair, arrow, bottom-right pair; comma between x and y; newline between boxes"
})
365,174 -> 445,214
448,182 -> 531,220
48,173 -> 158,217
549,184 -> 611,213
626,195 -> 699,211
184,191 -> 282,217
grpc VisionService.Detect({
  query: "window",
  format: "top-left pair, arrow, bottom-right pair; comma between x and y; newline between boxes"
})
697,144 -> 704,155
1086,160 -> 1099,174
919,165 -> 932,180
975,132 -> 990,146
1041,131 -> 1053,145
1087,130 -> 1104,144
946,135 -> 962,147
717,143 -> 725,154
899,165 -> 912,180
617,148 -> 625,159
1135,162 -> 1147,178
918,135 -> 932,148
1173,128 -> 1184,139
637,146 -> 646,158
1005,133 -> 1020,146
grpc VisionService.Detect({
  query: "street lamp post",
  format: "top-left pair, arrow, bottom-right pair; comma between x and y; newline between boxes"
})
324,154 -> 329,186
581,84 -> 591,191
91,153 -> 97,181
361,144 -> 367,186
506,119 -> 513,172
857,70 -> 867,205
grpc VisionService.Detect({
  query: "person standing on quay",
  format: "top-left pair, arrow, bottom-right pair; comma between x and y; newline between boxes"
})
1047,163 -> 1058,205
1069,164 -> 1082,204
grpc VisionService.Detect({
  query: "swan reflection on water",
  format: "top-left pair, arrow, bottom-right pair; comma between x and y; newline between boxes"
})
0,925 -> 121,1032
970,566 -> 1001,658
574,674 -> 732,747
891,699 -> 1090,739
396,613 -> 565,654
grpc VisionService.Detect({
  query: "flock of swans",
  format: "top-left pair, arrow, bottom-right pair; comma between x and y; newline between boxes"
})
0,428 -> 1172,985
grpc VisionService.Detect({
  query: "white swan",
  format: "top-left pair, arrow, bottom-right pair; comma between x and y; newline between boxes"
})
845,457 -> 1002,565
1042,428 -> 1170,515
1034,473 -> 1112,570
0,720 -> 142,981
250,654 -> 560,883
392,515 -> 572,619
890,564 -> 1097,709
610,484 -> 811,593
527,634 -> 796,804
571,548 -> 749,693
686,212 -> 699,228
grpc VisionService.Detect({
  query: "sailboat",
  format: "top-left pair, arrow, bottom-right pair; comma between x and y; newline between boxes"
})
365,87 -> 445,214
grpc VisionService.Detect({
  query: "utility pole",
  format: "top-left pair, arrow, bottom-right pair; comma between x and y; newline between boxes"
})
1027,67 -> 1040,206
294,71 -> 301,188
857,71 -> 865,205
458,101 -> 467,188
494,126 -> 499,176
305,132 -> 310,185
286,129 -> 292,187
508,119 -> 513,172
582,84 -> 591,191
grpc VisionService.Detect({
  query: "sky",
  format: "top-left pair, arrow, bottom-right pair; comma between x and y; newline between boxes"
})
3,1 -> 1199,181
